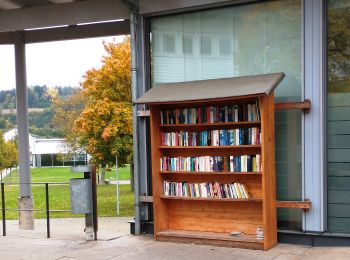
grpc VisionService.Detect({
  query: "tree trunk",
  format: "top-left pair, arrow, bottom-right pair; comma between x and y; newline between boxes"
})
130,162 -> 134,191
100,167 -> 106,185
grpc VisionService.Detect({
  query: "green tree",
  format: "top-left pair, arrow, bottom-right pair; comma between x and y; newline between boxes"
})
73,38 -> 133,184
327,1 -> 350,93
0,131 -> 18,180
52,88 -> 86,148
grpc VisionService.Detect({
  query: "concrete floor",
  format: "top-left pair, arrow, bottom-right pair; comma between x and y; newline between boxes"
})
1,218 -> 350,260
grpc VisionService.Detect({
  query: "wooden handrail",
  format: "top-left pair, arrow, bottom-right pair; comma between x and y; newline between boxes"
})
276,199 -> 311,210
140,196 -> 312,210
275,99 -> 311,112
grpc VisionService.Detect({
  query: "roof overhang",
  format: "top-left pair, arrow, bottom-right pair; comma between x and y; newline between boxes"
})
135,72 -> 285,105
0,0 -> 130,33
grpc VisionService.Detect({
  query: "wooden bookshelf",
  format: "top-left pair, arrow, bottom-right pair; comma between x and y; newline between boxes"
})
148,93 -> 277,250
135,73 -> 284,251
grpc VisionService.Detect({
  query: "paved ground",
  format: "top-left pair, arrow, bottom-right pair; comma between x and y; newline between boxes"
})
1,218 -> 350,259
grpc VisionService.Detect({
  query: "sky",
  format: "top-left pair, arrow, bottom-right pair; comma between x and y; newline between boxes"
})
0,36 -> 124,90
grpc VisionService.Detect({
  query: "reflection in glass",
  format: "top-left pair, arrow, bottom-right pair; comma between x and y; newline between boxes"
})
151,0 -> 302,230
327,0 -> 350,233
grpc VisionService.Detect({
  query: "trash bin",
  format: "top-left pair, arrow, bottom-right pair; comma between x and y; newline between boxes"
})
69,165 -> 98,241
70,178 -> 92,214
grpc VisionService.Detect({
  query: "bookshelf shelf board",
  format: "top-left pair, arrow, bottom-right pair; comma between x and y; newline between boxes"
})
159,145 -> 261,150
159,121 -> 260,130
160,171 -> 262,175
157,229 -> 264,244
160,195 -> 262,202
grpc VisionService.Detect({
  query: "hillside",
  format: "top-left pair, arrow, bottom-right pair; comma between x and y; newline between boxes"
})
0,86 -> 80,137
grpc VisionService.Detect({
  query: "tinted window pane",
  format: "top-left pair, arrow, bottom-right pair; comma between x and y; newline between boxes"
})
151,0 -> 302,230
327,0 -> 350,233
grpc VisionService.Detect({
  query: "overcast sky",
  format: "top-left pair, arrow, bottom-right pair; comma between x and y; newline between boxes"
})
0,35 -> 124,90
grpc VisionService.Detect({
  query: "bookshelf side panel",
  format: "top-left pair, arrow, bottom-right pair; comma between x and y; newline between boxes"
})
260,94 -> 277,250
150,107 -> 169,236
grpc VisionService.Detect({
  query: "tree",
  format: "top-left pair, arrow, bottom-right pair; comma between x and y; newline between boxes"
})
327,2 -> 350,93
72,38 -> 133,184
0,131 -> 18,180
52,88 -> 87,148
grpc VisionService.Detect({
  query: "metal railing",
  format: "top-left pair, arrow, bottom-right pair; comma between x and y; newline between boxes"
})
0,182 -> 72,238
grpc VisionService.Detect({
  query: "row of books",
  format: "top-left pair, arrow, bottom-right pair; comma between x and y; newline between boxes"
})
161,128 -> 260,146
160,155 -> 261,173
163,181 -> 250,199
160,103 -> 260,125
161,156 -> 224,172
228,155 -> 261,172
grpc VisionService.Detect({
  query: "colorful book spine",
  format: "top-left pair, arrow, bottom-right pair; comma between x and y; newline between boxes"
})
159,102 -> 260,125
227,154 -> 261,172
161,128 -> 260,146
163,181 -> 250,199
160,156 -> 224,172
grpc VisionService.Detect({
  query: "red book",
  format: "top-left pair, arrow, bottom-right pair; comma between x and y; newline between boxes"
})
161,132 -> 165,146
206,107 -> 210,123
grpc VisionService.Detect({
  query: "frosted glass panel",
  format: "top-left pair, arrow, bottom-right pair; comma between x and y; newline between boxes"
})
327,0 -> 350,233
151,0 -> 302,102
151,0 -> 302,230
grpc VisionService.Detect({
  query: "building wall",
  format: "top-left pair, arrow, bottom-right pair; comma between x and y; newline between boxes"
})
149,0 -> 303,230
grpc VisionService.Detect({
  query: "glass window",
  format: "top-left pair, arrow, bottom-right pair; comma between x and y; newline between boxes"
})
41,154 -> 52,167
219,36 -> 232,56
163,34 -> 176,53
183,35 -> 193,55
151,0 -> 302,230
200,35 -> 212,55
327,0 -> 350,233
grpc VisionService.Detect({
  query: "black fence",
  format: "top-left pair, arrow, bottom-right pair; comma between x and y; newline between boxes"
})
0,182 -> 71,238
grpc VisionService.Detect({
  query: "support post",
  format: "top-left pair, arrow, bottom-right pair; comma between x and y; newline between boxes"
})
45,183 -> 50,238
130,7 -> 141,235
14,31 -> 34,230
116,157 -> 120,215
1,183 -> 6,236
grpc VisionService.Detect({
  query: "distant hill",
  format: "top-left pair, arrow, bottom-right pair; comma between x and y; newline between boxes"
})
0,85 -> 78,109
0,86 -> 81,138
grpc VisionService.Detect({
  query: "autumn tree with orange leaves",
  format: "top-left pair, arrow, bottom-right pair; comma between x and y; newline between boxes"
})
72,38 -> 133,183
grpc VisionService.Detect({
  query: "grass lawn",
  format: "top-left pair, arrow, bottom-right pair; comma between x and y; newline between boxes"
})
1,167 -> 134,220
3,165 -> 131,183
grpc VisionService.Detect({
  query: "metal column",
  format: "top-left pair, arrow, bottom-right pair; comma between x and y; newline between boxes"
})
14,31 -> 34,230
14,31 -> 32,197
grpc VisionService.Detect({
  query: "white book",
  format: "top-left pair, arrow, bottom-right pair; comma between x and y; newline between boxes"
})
225,106 -> 228,122
234,105 -> 239,122
201,183 -> 208,198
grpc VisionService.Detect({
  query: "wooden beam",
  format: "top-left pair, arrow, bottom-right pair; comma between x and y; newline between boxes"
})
275,99 -> 311,112
0,0 -> 130,33
132,99 -> 313,117
140,195 -> 153,203
140,196 -> 312,210
276,200 -> 311,210
137,110 -> 150,117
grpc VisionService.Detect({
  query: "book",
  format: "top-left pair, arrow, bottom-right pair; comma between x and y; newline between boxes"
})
159,103 -> 260,125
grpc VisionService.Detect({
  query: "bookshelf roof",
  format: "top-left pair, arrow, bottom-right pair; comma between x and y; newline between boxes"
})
135,72 -> 285,104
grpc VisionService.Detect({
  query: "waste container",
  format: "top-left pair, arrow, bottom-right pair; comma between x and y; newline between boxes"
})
70,178 -> 92,214
69,165 -> 97,240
